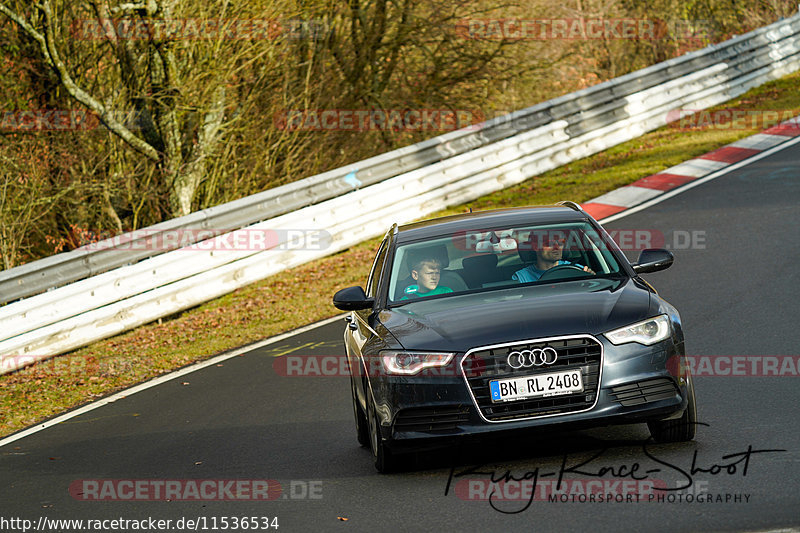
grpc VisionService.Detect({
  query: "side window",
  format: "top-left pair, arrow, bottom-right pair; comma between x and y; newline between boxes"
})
366,238 -> 389,298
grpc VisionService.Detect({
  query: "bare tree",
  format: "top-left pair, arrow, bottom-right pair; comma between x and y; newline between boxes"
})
0,140 -> 74,269
0,0 -> 229,216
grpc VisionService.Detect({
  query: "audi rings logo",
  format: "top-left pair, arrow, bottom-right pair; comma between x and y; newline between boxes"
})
507,347 -> 558,369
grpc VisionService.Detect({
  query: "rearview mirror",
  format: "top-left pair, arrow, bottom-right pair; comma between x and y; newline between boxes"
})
333,286 -> 374,311
632,249 -> 674,274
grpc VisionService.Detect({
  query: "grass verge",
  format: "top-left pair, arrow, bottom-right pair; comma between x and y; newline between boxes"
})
1,70 -> 799,438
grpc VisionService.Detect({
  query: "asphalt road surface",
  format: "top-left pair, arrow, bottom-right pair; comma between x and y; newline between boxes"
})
2,141 -> 799,533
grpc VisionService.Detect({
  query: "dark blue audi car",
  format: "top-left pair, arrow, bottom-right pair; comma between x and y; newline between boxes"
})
333,202 -> 696,472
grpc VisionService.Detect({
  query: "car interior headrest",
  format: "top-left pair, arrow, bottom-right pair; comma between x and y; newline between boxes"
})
405,244 -> 450,272
462,253 -> 498,270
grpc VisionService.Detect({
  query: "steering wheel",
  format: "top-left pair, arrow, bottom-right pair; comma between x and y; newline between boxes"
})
537,264 -> 591,281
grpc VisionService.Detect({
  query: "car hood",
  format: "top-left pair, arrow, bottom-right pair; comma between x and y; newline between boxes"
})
379,278 -> 652,352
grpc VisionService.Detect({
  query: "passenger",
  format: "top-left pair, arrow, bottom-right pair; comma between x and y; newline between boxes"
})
401,257 -> 454,299
513,234 -> 594,283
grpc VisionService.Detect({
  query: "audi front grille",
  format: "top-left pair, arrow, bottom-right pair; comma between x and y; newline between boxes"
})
460,335 -> 602,422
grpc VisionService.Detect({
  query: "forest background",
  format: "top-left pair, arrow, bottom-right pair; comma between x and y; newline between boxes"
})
0,0 -> 795,270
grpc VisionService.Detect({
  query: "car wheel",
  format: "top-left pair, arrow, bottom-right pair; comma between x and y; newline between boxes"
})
351,379 -> 369,447
648,372 -> 697,443
366,391 -> 398,473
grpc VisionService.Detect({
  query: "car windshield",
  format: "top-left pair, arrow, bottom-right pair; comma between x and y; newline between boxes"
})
387,221 -> 623,304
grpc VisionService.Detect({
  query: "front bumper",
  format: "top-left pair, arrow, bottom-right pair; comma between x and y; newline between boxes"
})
369,336 -> 689,449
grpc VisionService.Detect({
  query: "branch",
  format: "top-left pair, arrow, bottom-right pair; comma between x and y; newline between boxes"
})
0,0 -> 160,162
87,0 -> 161,149
186,86 -> 227,173
0,2 -> 49,64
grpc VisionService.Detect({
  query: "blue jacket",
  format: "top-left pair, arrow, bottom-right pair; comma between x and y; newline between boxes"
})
512,261 -> 585,283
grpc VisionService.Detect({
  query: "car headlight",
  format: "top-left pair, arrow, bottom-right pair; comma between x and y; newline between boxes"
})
380,351 -> 455,375
605,315 -> 671,346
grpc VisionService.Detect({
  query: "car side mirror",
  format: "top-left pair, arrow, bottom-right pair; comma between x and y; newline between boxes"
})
632,248 -> 674,274
333,286 -> 375,311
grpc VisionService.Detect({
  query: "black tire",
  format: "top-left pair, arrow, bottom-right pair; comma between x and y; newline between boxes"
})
366,392 -> 398,473
351,379 -> 369,447
648,372 -> 697,443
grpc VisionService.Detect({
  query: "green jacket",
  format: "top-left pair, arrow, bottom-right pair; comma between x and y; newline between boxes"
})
400,285 -> 453,300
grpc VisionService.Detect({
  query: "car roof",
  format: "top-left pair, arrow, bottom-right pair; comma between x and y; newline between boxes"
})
395,205 -> 591,243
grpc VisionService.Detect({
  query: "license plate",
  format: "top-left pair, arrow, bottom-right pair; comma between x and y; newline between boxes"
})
490,369 -> 583,403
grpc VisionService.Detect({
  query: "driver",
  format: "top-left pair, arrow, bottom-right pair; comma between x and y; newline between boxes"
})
512,233 -> 594,283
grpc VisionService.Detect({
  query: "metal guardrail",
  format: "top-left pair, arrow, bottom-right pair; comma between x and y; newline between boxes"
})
1,14 -> 800,373
2,14 -> 799,305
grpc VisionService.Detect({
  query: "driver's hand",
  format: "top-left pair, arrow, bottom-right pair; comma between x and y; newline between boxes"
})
583,266 -> 595,274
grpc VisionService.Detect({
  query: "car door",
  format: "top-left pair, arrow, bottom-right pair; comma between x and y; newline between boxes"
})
347,235 -> 390,406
